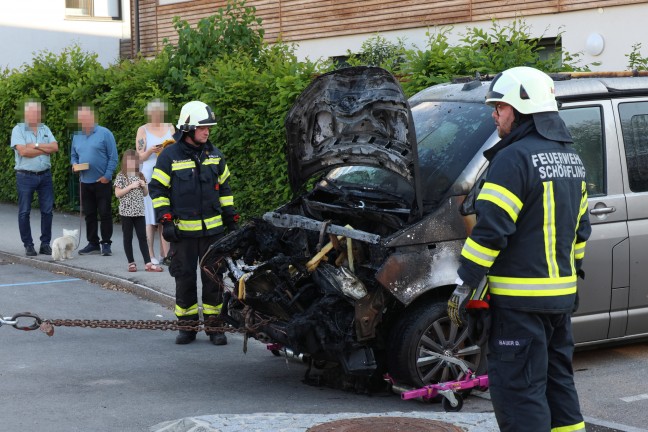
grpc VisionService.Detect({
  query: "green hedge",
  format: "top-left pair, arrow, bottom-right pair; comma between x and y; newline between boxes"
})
4,1 -> 641,221
188,46 -> 322,216
0,46 -> 105,208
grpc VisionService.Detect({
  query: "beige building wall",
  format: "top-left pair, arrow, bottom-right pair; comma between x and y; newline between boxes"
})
134,1 -> 648,71
294,4 -> 648,71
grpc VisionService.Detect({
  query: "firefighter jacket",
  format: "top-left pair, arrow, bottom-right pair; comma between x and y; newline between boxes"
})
457,119 -> 591,313
148,138 -> 236,238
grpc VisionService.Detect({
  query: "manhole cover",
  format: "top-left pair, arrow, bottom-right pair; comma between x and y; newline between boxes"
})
307,417 -> 464,432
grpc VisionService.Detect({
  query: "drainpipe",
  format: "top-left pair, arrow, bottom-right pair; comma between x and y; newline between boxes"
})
134,0 -> 140,55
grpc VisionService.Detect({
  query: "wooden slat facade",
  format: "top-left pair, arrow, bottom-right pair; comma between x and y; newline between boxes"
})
132,0 -> 648,57
120,38 -> 132,59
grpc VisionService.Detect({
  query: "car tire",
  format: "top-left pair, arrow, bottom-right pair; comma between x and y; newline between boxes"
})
387,300 -> 487,388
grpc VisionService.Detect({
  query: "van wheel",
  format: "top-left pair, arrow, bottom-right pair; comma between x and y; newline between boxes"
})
387,300 -> 486,388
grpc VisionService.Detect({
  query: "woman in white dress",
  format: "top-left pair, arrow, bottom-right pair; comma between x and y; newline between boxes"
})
135,100 -> 174,265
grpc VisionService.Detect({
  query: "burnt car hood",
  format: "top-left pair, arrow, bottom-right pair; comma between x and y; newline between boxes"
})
285,66 -> 422,208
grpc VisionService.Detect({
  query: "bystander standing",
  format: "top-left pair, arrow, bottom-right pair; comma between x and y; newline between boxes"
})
10,100 -> 58,256
135,99 -> 173,266
71,105 -> 118,256
114,149 -> 164,273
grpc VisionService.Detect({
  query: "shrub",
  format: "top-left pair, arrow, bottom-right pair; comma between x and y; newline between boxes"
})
345,35 -> 408,73
399,27 -> 459,96
162,0 -> 264,95
0,46 -> 104,209
188,43 -> 326,217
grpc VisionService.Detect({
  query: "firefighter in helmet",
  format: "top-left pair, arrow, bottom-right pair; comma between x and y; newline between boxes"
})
149,101 -> 238,345
448,67 -> 591,432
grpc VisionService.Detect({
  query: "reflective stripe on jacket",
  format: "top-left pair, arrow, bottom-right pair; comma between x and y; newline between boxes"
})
148,139 -> 236,238
458,121 -> 592,312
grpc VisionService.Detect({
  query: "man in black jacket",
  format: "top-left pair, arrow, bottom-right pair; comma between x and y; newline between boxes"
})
149,101 -> 238,345
448,67 -> 590,432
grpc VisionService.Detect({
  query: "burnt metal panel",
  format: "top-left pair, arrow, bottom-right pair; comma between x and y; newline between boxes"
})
385,196 -> 469,247
375,240 -> 463,305
285,66 -> 422,215
354,288 -> 384,341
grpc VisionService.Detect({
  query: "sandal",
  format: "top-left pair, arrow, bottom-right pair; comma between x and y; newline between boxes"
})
128,263 -> 137,272
145,263 -> 164,272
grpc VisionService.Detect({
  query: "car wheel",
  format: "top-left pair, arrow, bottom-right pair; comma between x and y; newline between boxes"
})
387,300 -> 486,388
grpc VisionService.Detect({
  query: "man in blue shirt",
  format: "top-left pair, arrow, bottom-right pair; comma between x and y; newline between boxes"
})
71,105 -> 118,256
11,101 -> 59,256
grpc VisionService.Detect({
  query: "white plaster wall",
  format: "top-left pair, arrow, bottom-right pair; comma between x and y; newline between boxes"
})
293,4 -> 648,72
0,0 -> 130,70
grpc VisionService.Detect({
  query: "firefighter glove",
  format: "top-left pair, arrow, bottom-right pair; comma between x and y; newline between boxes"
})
226,213 -> 240,232
162,221 -> 180,243
448,284 -> 472,327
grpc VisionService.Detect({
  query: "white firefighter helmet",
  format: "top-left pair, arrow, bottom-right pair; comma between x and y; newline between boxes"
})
485,66 -> 558,114
176,101 -> 217,132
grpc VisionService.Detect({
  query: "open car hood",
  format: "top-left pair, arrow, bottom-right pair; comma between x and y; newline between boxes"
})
285,67 -> 421,211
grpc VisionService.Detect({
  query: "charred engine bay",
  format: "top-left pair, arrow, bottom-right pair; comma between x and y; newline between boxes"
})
203,193 -> 410,378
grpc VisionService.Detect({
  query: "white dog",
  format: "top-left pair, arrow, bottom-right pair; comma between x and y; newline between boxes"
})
51,229 -> 80,261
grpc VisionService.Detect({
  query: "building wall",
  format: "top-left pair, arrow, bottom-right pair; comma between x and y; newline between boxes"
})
135,0 -> 648,71
294,4 -> 648,71
0,0 -> 131,70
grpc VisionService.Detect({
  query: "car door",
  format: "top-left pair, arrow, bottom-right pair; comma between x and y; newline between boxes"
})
560,101 -> 630,343
616,99 -> 648,337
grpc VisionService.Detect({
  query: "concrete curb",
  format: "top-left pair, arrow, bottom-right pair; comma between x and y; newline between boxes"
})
0,250 -> 174,309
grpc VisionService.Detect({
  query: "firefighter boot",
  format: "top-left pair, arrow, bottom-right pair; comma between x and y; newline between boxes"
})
209,332 -> 227,346
175,330 -> 197,345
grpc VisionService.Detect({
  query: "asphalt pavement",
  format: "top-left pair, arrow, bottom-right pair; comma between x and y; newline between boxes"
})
0,201 -> 499,431
1,201 -> 644,432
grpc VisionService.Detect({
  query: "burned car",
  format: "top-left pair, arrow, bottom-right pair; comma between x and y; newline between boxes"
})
202,66 -> 490,389
202,66 -> 648,389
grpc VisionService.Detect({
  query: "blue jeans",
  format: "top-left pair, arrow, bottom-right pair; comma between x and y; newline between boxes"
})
16,170 -> 54,247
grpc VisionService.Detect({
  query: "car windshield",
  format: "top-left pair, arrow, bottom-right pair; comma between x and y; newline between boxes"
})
326,101 -> 495,212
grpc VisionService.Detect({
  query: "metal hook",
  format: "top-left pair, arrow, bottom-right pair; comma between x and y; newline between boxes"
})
10,312 -> 43,331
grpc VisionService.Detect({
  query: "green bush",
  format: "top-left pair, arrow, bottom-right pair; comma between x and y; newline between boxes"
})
188,44 -> 325,217
95,54 -> 175,152
398,19 -> 593,96
398,27 -> 460,96
162,0 -> 264,95
0,46 -> 104,209
346,35 -> 408,73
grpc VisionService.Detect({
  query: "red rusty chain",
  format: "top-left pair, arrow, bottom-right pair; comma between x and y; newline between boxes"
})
45,318 -> 275,333
2,312 -> 275,336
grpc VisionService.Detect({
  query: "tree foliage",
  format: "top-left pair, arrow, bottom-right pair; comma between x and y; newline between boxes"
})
187,44 -> 323,216
162,0 -> 264,94
346,35 -> 408,72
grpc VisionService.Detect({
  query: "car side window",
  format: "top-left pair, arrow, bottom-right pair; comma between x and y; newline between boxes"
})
559,106 -> 605,196
619,101 -> 648,193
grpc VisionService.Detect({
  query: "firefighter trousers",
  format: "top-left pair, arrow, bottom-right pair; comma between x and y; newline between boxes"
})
487,307 -> 586,432
169,234 -> 224,331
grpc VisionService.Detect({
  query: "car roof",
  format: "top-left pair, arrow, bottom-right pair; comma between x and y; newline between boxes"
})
410,73 -> 648,105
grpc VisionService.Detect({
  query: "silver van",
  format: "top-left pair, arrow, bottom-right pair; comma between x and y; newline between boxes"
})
202,67 -> 648,389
